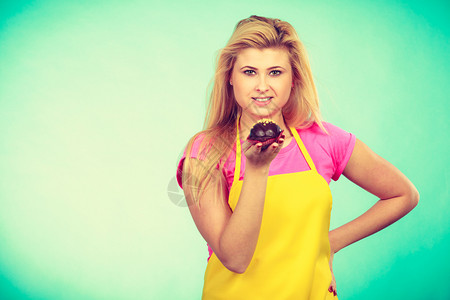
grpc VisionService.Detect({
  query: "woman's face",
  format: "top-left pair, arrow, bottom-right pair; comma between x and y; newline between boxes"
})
230,47 -> 293,123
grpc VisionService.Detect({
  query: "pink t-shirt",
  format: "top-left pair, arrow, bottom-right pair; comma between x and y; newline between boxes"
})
177,122 -> 356,190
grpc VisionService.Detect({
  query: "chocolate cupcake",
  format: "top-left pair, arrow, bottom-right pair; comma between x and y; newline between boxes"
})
247,119 -> 283,150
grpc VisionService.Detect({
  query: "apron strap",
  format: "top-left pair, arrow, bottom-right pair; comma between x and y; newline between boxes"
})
290,126 -> 317,172
234,118 -> 242,183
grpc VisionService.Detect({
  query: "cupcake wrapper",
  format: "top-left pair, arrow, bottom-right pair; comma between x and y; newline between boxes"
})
247,130 -> 283,150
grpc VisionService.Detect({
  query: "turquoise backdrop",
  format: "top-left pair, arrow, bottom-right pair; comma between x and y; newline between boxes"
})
0,0 -> 448,299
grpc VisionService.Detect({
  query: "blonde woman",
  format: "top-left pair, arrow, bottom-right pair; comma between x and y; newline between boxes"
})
176,15 -> 418,300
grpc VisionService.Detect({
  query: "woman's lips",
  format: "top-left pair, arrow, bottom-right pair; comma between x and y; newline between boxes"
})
252,97 -> 273,106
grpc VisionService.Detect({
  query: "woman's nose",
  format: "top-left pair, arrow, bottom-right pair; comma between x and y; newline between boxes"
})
256,77 -> 269,92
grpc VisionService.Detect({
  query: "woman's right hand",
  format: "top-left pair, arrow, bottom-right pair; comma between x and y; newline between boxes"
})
242,133 -> 285,168
184,133 -> 285,274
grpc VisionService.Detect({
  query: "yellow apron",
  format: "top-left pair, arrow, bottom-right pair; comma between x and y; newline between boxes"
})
202,122 -> 338,300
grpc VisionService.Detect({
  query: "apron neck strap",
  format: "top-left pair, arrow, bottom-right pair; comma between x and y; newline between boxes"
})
234,118 -> 242,183
289,126 -> 317,172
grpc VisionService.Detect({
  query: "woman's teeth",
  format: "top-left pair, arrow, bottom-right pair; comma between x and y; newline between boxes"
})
253,97 -> 272,102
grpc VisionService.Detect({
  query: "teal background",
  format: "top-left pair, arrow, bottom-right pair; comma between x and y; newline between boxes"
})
0,0 -> 448,299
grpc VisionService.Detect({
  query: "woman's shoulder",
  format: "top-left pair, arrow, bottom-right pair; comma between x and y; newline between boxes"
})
295,121 -> 356,181
294,121 -> 354,143
177,129 -> 236,188
294,121 -> 345,134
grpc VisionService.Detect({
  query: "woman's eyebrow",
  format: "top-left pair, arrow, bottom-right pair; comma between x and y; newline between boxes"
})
239,65 -> 287,70
240,65 -> 257,70
268,66 -> 286,70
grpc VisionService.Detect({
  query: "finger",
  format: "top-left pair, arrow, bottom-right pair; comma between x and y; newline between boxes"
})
263,142 -> 281,156
241,140 -> 253,152
272,139 -> 284,151
243,140 -> 262,154
268,142 -> 279,151
277,132 -> 286,144
328,284 -> 337,296
328,278 -> 337,296
247,142 -> 262,154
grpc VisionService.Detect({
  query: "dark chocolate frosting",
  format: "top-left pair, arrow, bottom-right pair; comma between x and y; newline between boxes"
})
247,119 -> 283,150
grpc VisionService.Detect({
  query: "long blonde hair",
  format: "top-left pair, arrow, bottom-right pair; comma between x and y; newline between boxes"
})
182,15 -> 326,207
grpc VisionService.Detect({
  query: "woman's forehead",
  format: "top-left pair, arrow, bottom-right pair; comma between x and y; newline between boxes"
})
234,48 -> 290,69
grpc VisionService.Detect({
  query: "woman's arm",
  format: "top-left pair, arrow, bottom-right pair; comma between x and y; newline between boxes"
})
329,138 -> 419,253
184,137 -> 285,273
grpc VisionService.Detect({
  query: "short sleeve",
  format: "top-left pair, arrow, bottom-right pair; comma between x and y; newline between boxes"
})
176,134 -> 206,189
323,122 -> 356,181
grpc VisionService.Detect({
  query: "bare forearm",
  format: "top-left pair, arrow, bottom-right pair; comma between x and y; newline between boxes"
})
218,165 -> 269,273
329,193 -> 418,253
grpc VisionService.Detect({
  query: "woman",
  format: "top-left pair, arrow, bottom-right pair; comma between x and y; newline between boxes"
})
176,15 -> 419,299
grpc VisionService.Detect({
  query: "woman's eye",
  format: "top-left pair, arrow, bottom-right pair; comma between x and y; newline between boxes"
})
269,70 -> 282,76
243,70 -> 256,75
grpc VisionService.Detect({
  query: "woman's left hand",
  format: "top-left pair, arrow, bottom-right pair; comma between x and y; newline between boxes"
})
328,251 -> 337,297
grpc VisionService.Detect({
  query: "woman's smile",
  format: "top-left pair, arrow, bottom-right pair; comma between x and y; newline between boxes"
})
252,96 -> 273,105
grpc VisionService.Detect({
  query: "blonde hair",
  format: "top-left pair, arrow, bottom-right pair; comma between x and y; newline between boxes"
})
182,15 -> 326,207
